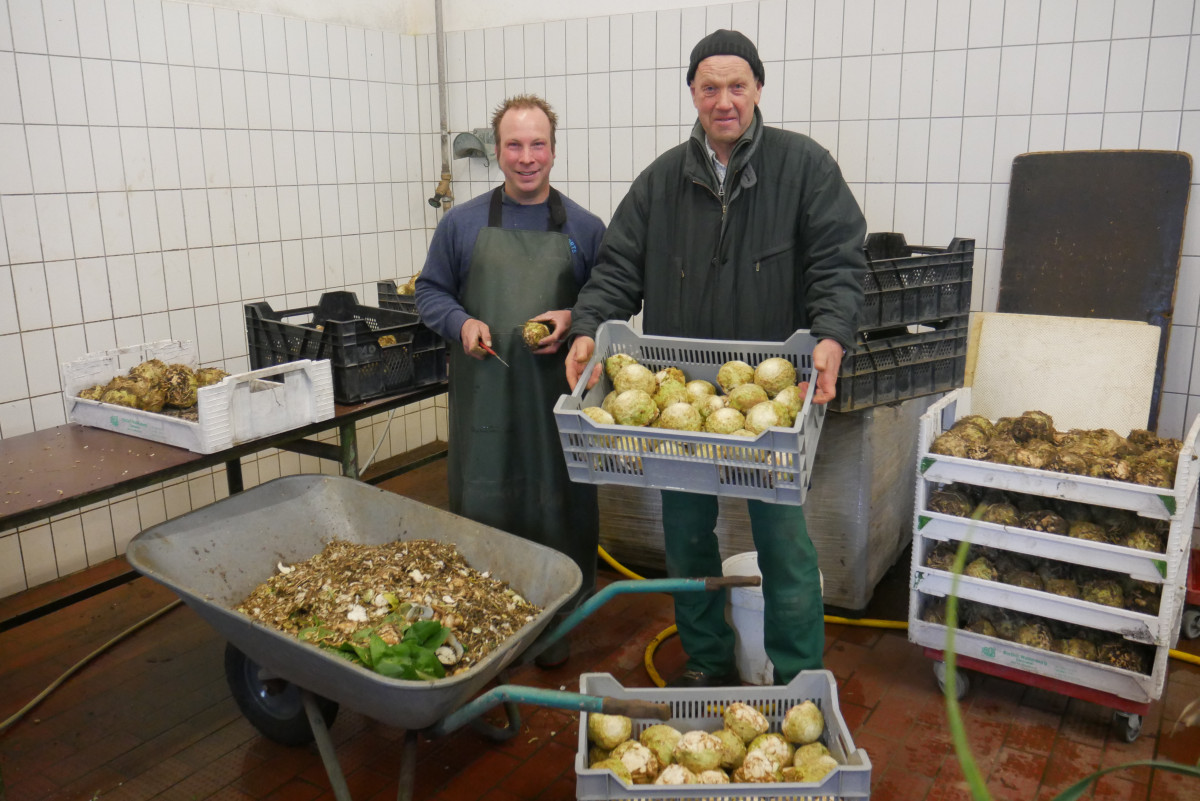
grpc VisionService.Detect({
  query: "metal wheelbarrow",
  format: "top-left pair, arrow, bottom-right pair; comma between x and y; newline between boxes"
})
125,474 -> 757,801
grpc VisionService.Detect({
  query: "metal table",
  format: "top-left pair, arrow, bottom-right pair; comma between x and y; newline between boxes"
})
0,381 -> 447,628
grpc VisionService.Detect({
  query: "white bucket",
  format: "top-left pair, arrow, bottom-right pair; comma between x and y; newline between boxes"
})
722,552 -> 773,685
721,552 -> 824,686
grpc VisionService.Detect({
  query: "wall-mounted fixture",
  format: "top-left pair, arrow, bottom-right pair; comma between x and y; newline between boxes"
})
453,128 -> 496,164
428,171 -> 453,208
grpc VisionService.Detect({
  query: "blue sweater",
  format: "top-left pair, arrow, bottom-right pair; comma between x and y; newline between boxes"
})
415,188 -> 607,343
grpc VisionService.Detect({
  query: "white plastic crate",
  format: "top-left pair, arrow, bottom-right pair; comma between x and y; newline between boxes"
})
906,615 -> 1171,705
914,388 -> 1200,588
575,672 -> 870,801
911,560 -> 1162,645
62,340 -> 335,454
916,388 -> 1200,521
553,322 -> 825,505
908,387 -> 1200,704
914,513 -> 1171,584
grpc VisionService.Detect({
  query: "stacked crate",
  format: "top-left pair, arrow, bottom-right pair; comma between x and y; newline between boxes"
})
245,291 -> 446,405
377,279 -> 417,314
908,387 -> 1200,738
830,234 -> 974,413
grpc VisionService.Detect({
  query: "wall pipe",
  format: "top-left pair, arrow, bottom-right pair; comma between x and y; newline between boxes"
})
428,0 -> 453,209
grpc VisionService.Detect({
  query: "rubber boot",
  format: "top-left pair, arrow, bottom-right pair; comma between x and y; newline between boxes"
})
660,490 -> 737,675
747,499 -> 824,682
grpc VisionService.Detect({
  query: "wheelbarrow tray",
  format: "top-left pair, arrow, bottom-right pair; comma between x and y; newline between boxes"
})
125,474 -> 582,730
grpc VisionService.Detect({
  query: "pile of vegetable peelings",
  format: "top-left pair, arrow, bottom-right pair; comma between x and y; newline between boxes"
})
237,539 -> 542,680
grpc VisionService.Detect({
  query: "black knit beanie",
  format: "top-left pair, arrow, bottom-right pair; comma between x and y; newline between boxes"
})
686,29 -> 765,86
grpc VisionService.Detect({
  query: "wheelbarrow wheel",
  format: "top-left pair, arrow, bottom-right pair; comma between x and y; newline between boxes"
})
224,643 -> 339,746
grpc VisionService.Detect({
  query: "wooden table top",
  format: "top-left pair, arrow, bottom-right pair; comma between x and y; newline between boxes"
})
0,381 -> 447,532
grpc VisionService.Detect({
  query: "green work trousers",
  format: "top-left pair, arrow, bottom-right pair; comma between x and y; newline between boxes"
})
660,489 -> 823,683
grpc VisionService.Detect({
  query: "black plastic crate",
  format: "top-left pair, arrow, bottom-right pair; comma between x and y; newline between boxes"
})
859,234 -> 974,332
377,279 -> 417,313
245,291 -> 446,405
830,314 -> 969,413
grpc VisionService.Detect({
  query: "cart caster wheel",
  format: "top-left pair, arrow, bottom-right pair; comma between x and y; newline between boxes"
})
1115,712 -> 1142,743
224,643 -> 339,746
1182,609 -> 1200,640
933,660 -> 969,700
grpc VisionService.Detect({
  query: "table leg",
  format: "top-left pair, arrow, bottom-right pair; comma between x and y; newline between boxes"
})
340,423 -> 358,479
225,458 -> 243,494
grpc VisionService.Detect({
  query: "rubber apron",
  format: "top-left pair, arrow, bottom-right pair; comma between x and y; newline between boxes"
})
448,187 -> 599,608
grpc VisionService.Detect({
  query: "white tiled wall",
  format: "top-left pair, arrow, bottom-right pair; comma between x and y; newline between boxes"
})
5,0 -> 1200,597
0,0 -> 446,597
432,0 -> 1200,438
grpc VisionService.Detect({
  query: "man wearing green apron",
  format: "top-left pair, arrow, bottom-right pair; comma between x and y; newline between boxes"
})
415,96 -> 606,667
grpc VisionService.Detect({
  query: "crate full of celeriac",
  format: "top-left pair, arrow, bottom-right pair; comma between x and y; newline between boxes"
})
553,321 -> 825,505
575,671 -> 870,800
62,340 -> 334,454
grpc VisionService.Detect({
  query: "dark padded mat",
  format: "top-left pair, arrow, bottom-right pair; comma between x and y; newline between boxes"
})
998,150 -> 1192,427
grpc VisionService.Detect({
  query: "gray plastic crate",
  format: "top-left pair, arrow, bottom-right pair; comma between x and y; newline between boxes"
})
575,671 -> 871,800
553,321 -> 825,505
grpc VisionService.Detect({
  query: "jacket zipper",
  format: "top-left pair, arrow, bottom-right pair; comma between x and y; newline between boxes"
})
687,177 -> 729,280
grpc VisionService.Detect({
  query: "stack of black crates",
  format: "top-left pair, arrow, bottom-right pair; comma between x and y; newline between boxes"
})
376,235 -> 971,414
831,234 -> 974,413
245,291 -> 446,405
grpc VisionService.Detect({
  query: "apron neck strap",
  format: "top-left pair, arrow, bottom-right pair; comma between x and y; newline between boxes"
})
488,186 -> 568,232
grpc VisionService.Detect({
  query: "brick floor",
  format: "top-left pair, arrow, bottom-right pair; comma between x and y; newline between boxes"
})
2,462 -> 1199,800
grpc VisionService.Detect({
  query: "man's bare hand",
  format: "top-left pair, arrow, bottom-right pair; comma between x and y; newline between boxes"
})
528,310 -> 572,354
566,336 -> 601,390
460,318 -> 492,359
810,338 -> 843,405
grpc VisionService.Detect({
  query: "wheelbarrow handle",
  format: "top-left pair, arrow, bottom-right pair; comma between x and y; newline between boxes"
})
544,577 -> 762,645
430,685 -> 671,736
703,575 -> 761,590
602,697 -> 672,720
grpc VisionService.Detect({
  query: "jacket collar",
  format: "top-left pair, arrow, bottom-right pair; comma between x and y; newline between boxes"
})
687,106 -> 763,196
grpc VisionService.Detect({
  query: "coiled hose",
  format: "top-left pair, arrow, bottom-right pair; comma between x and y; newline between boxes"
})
597,546 -> 1200,687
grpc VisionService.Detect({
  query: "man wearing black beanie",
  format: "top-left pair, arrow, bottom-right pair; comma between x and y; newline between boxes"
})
567,31 -> 867,687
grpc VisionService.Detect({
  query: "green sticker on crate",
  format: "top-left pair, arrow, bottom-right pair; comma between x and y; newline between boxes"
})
920,456 -> 935,473
1154,559 -> 1167,578
1159,494 -> 1176,516
918,515 -> 930,529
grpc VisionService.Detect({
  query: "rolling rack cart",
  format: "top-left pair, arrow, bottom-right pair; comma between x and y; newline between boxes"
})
554,320 -> 872,798
908,387 -> 1200,742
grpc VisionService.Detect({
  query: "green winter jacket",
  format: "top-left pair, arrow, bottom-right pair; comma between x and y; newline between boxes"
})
572,108 -> 867,348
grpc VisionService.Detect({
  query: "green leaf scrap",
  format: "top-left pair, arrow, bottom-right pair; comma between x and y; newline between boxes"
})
312,613 -> 452,681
